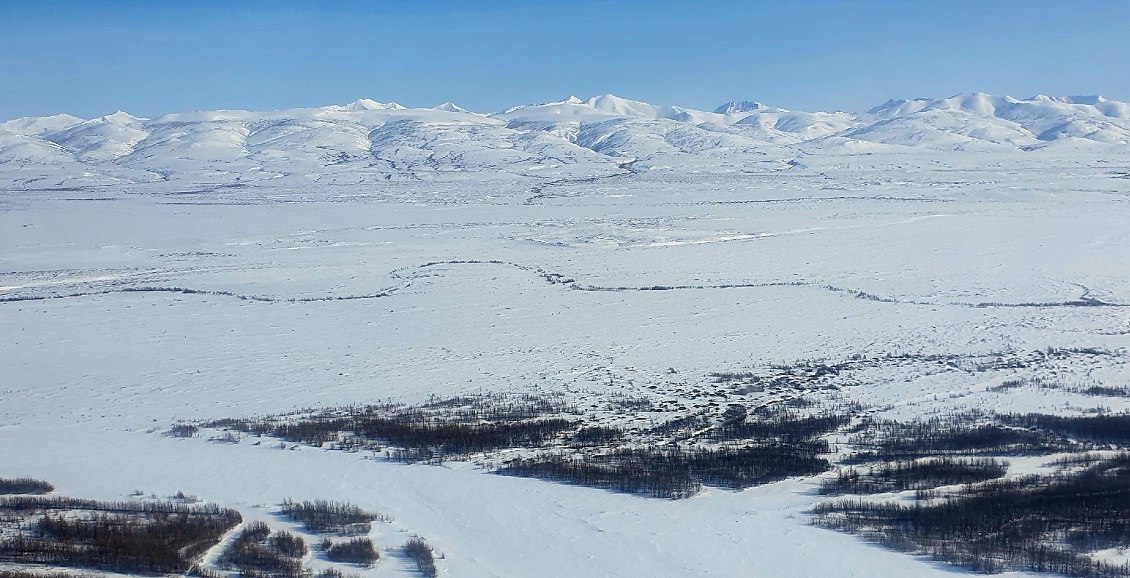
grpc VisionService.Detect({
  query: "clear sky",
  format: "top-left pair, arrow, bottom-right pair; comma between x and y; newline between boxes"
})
2,0 -> 1128,119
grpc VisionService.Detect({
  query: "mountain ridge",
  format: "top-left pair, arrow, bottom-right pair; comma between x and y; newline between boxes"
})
2,93 -> 1127,189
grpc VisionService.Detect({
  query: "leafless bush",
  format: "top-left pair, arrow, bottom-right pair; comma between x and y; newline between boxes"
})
0,478 -> 54,495
404,538 -> 437,578
280,498 -> 385,535
166,423 -> 199,438
324,537 -> 379,565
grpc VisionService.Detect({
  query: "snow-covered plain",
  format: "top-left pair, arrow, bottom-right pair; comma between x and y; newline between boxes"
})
3,94 -> 1130,577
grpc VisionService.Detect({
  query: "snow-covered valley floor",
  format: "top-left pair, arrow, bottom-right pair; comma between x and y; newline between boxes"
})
3,147 -> 1130,577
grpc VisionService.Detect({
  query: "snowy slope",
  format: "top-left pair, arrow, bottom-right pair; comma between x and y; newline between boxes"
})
0,112 -> 85,136
857,92 -> 1130,148
47,111 -> 149,161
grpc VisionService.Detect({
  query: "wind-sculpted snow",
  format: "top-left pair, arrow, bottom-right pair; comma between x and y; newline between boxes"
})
2,92 -> 1127,189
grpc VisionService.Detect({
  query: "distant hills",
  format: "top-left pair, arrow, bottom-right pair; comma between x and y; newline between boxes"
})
2,93 -> 1127,188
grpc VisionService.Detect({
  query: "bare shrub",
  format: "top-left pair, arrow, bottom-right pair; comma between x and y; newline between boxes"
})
324,537 -> 379,566
220,521 -> 305,578
0,478 -> 53,495
166,423 -> 199,438
404,538 -> 437,578
280,499 -> 384,535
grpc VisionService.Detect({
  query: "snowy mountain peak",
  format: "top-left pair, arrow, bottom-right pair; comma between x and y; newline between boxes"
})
867,98 -> 928,115
494,94 -> 660,120
714,101 -> 767,114
98,111 -> 146,124
0,113 -> 85,136
865,93 -> 1005,118
1031,94 -> 1107,105
339,98 -> 406,111
932,92 -> 1001,116
433,102 -> 470,113
585,94 -> 659,116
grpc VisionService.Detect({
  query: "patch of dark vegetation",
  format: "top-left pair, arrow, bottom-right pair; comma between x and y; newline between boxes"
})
1077,386 -> 1130,397
989,377 -> 1048,392
1001,413 -> 1130,445
571,426 -> 624,446
500,443 -> 830,499
0,495 -> 235,514
0,478 -> 53,495
434,392 -> 573,420
166,423 -> 199,438
990,376 -> 1130,398
709,403 -> 853,443
220,521 -> 306,578
269,531 -> 308,558
208,393 -> 579,461
605,394 -> 654,412
820,457 -> 1008,495
971,298 -> 1124,309
379,418 -> 577,461
648,413 -> 710,438
280,499 -> 384,536
781,396 -> 817,409
710,359 -> 855,392
0,571 -> 98,578
714,349 -> 1119,400
206,390 -> 852,499
1051,452 -> 1118,468
846,411 -> 1081,462
1042,346 -> 1115,357
188,562 -> 225,578
709,371 -> 756,382
312,568 -> 362,578
403,538 -> 437,578
688,444 -> 831,489
0,497 -> 240,575
915,473 -> 1046,501
322,537 -> 379,566
499,449 -> 699,498
814,454 -> 1130,577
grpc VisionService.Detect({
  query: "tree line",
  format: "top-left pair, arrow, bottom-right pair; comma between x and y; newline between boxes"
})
814,454 -> 1130,577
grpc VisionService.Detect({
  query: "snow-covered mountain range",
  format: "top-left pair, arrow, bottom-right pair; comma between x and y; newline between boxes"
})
2,93 -> 1128,188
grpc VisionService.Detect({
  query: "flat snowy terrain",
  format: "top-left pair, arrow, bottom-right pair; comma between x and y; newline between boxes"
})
2,94 -> 1130,577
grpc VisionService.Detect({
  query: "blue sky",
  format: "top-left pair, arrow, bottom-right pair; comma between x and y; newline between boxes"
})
2,0 -> 1128,118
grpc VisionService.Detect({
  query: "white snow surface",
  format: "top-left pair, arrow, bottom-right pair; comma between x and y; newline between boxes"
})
2,93 -> 1130,577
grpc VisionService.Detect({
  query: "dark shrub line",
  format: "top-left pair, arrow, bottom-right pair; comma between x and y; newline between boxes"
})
280,499 -> 384,535
1,501 -> 240,574
404,538 -> 437,578
322,537 -> 379,566
208,394 -> 580,459
1001,413 -> 1130,445
0,478 -> 53,495
820,457 -> 1008,495
501,443 -> 831,499
814,454 -> 1130,577
845,412 -> 1081,462
0,495 -> 236,515
220,521 -> 307,578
